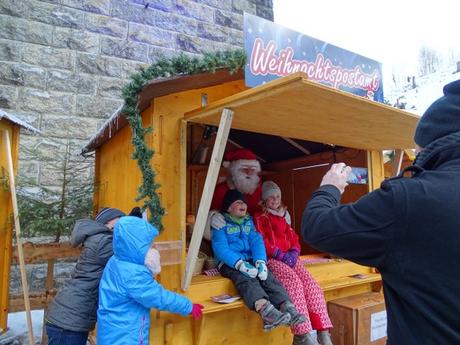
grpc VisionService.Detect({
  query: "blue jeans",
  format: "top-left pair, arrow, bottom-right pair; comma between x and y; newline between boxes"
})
46,323 -> 89,345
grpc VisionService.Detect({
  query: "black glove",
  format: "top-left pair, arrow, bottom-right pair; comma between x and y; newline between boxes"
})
129,207 -> 143,218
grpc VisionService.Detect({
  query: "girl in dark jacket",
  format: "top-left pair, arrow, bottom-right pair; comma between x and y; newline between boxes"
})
45,207 -> 125,345
254,182 -> 332,345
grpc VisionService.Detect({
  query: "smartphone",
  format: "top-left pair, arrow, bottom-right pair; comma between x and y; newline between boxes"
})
346,167 -> 368,184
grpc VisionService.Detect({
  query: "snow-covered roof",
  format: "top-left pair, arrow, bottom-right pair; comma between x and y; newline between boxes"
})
0,109 -> 40,133
81,105 -> 125,155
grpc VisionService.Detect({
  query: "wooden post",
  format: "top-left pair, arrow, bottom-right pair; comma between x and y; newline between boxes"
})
367,150 -> 385,192
392,149 -> 404,176
2,130 -> 34,345
42,259 -> 54,344
181,108 -> 234,290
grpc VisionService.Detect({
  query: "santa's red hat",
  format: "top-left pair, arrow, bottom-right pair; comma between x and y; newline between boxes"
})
222,149 -> 261,171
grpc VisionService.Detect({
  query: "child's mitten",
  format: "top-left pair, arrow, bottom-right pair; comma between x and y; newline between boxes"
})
235,260 -> 258,278
282,249 -> 299,268
191,304 -> 204,320
255,260 -> 268,281
273,247 -> 286,260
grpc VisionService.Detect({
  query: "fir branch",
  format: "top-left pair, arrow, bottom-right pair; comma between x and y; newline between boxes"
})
122,49 -> 246,230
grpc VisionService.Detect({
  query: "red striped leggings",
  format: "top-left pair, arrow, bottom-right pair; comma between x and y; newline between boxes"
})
268,259 -> 333,335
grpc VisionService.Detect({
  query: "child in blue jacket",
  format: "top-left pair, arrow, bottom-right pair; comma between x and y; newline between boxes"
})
97,216 -> 203,345
212,190 -> 305,331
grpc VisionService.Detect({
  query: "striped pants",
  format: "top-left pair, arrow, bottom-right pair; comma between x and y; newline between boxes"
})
267,259 -> 333,335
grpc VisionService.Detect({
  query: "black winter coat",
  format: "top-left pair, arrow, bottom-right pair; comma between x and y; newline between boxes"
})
46,219 -> 113,332
302,133 -> 460,345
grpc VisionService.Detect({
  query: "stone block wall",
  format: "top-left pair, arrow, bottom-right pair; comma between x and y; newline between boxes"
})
0,0 -> 273,189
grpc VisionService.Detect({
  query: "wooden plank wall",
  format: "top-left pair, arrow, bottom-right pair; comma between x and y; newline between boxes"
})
151,80 -> 246,292
263,149 -> 368,254
0,121 -> 19,331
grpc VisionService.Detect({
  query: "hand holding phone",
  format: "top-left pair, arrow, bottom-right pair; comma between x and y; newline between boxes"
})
346,167 -> 368,184
320,163 -> 351,194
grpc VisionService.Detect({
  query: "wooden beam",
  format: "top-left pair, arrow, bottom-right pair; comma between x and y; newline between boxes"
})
227,139 -> 266,163
0,125 -> 18,333
367,150 -> 385,191
180,120 -> 188,280
182,108 -> 234,290
281,137 -> 311,155
11,242 -> 81,264
11,241 -> 182,265
404,148 -> 416,161
8,291 -> 57,313
391,149 -> 404,176
3,130 -> 34,345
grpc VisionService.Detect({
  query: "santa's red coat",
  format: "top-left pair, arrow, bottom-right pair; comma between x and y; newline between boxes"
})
211,181 -> 262,215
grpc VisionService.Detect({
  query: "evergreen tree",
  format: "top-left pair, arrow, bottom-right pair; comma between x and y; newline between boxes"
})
17,138 -> 94,242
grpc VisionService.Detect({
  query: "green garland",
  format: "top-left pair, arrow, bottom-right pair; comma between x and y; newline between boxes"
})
121,50 -> 246,230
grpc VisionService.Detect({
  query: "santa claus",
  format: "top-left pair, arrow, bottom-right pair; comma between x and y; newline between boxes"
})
212,149 -> 262,212
204,149 -> 263,240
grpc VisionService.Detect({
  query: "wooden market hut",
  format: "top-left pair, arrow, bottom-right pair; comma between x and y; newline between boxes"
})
82,71 -> 419,344
0,110 -> 39,332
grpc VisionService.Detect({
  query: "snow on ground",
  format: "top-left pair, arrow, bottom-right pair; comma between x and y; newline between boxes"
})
1,310 -> 43,345
385,64 -> 460,116
7,310 -> 44,339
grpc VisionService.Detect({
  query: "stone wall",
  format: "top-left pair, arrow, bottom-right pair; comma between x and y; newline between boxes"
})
0,0 -> 273,189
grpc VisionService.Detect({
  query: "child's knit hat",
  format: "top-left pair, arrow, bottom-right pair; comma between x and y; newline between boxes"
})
262,181 -> 281,200
222,189 -> 246,212
95,207 -> 125,225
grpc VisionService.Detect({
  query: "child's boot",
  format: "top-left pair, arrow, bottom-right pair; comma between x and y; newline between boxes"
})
259,301 -> 291,331
281,301 -> 307,326
292,333 -> 320,345
317,330 -> 333,345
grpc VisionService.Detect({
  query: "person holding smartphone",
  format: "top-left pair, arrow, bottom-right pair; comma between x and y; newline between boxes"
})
301,79 -> 460,345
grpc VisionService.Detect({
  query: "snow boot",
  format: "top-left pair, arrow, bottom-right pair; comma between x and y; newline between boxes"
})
281,301 -> 307,326
259,301 -> 291,331
317,330 -> 333,345
293,333 -> 320,345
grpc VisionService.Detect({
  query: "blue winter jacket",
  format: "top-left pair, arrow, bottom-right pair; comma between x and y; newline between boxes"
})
97,216 -> 192,345
212,213 -> 267,268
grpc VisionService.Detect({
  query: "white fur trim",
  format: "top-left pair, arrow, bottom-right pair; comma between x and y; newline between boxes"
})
145,247 -> 161,276
285,210 -> 292,225
204,210 -> 220,241
229,159 -> 261,171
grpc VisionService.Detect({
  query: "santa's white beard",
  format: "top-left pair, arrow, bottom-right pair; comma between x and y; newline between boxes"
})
232,172 -> 260,194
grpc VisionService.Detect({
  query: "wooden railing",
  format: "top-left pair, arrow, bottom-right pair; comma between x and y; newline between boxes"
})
9,240 -> 182,312
9,242 -> 81,312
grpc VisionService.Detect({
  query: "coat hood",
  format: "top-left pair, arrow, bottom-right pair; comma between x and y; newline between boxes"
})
113,216 -> 159,265
71,219 -> 110,247
400,131 -> 460,178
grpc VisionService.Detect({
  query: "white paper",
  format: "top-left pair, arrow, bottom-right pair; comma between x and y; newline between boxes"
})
370,310 -> 387,341
216,296 -> 240,304
211,294 -> 241,304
